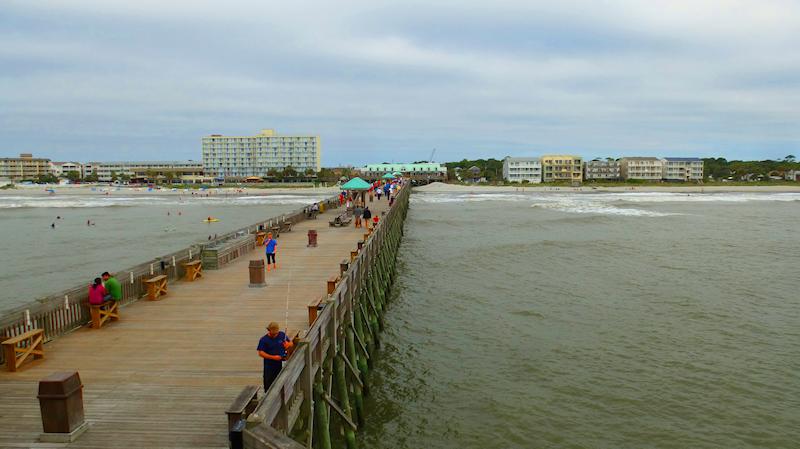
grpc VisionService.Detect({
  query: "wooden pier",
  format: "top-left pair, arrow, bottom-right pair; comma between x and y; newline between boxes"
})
0,187 -> 407,449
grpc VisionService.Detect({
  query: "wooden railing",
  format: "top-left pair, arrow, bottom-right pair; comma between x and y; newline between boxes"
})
241,183 -> 411,449
0,195 -> 342,365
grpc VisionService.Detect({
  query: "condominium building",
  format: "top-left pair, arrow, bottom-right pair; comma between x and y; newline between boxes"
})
662,157 -> 704,181
0,153 -> 52,182
82,161 -> 207,183
584,159 -> 621,181
541,155 -> 583,183
502,157 -> 542,183
201,129 -> 321,179
358,163 -> 447,182
50,161 -> 83,178
619,157 -> 664,181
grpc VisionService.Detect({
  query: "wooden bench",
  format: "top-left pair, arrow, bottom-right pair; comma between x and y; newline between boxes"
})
279,221 -> 293,233
2,328 -> 44,372
226,385 -> 259,431
329,213 -> 352,227
306,209 -> 319,219
144,274 -> 168,300
327,276 -> 339,295
182,260 -> 203,281
308,295 -> 325,325
270,226 -> 281,238
90,301 -> 120,329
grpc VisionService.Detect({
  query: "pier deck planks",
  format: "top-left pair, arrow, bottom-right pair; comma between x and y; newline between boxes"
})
0,199 -> 388,449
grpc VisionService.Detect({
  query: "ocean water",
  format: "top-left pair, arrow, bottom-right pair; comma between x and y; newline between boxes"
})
360,191 -> 800,449
0,192 -> 327,314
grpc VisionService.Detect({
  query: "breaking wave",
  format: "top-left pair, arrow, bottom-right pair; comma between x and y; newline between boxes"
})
0,194 -> 326,209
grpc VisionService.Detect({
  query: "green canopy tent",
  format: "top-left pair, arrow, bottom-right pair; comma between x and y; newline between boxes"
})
381,173 -> 395,180
392,172 -> 403,177
340,177 -> 371,190
340,176 -> 372,204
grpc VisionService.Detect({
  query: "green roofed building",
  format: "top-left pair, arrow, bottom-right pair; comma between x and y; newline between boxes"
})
358,163 -> 447,184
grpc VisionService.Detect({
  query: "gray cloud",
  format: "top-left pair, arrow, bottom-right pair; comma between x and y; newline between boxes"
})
1,0 -> 799,163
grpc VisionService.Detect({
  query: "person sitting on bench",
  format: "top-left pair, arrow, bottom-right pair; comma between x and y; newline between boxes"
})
88,277 -> 112,305
102,272 -> 122,302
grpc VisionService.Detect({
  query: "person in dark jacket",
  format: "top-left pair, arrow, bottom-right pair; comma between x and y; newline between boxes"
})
257,322 -> 294,391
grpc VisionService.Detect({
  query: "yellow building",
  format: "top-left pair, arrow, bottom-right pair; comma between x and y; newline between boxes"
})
0,153 -> 52,182
541,155 -> 583,183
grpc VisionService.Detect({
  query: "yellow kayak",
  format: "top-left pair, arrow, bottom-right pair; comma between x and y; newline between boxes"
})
203,218 -> 220,223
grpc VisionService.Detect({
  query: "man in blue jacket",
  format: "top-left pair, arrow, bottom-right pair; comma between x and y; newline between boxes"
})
257,322 -> 293,392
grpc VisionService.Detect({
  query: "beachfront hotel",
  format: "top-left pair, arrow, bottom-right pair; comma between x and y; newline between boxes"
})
662,157 -> 704,181
358,163 -> 447,182
541,155 -> 583,183
502,157 -> 542,183
0,153 -> 52,182
82,161 -> 207,183
619,157 -> 665,181
201,129 -> 321,180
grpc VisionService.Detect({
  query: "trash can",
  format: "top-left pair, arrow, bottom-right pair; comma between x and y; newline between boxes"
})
307,230 -> 318,247
249,259 -> 266,288
38,371 -> 87,441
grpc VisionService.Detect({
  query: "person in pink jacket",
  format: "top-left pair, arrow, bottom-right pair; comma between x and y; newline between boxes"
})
88,277 -> 110,305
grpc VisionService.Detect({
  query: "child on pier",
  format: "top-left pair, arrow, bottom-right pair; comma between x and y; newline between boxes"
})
265,232 -> 277,271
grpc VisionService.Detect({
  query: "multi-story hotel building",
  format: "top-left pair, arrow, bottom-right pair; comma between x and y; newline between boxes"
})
358,163 -> 447,182
82,161 -> 207,183
662,157 -> 704,181
541,155 -> 583,183
619,157 -> 665,181
584,159 -> 621,181
201,129 -> 321,180
502,157 -> 542,183
0,153 -> 52,182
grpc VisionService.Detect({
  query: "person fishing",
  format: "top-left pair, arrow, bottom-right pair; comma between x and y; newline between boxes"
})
257,322 -> 293,391
265,232 -> 277,271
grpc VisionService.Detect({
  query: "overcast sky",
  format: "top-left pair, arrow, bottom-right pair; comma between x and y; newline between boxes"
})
2,0 -> 799,165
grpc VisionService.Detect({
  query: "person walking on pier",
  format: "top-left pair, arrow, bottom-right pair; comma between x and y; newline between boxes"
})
101,272 -> 122,302
363,206 -> 372,229
354,203 -> 363,228
257,322 -> 293,392
265,232 -> 277,271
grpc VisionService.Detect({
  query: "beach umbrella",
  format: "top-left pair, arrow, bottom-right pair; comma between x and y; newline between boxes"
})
392,172 -> 403,177
340,177 -> 371,190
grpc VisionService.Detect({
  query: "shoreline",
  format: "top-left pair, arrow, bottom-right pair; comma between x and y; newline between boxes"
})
414,182 -> 800,194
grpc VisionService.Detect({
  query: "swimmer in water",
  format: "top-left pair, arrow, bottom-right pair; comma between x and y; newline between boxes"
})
51,223 -> 55,229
